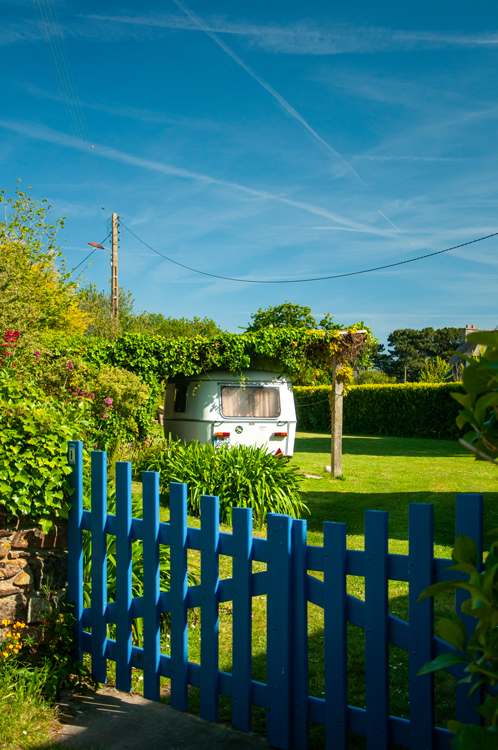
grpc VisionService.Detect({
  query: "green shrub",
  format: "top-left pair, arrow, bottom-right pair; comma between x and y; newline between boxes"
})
452,329 -> 498,464
294,383 -> 466,439
0,373 -> 90,531
129,438 -> 306,529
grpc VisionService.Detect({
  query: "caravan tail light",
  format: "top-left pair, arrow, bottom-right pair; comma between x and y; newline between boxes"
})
214,432 -> 230,437
273,432 -> 288,437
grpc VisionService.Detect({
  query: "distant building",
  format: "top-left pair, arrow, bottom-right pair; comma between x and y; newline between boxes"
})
448,324 -> 489,379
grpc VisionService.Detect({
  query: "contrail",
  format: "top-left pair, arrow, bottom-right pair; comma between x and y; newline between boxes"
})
378,211 -> 412,243
171,0 -> 366,186
0,118 -> 386,235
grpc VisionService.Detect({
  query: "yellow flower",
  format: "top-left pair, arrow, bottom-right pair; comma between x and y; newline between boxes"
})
1,619 -> 10,626
1,652 -> 8,658
13,649 -> 19,654
7,644 -> 14,650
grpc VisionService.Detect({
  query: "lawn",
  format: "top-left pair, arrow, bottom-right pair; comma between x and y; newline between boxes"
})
119,432 -> 498,749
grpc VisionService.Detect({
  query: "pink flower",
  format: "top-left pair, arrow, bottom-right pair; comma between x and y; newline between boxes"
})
65,361 -> 74,371
104,397 -> 113,406
90,393 -> 95,399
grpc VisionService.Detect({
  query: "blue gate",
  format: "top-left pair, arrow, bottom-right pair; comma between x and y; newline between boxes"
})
66,441 -> 483,750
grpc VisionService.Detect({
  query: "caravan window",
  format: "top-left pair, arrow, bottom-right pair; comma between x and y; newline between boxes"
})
221,386 -> 280,418
173,385 -> 188,413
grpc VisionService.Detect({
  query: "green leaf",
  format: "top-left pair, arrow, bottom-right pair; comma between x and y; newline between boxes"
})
417,653 -> 468,675
438,616 -> 467,653
450,724 -> 498,750
466,330 -> 498,348
453,535 -> 478,566
477,695 -> 498,725
447,720 -> 463,735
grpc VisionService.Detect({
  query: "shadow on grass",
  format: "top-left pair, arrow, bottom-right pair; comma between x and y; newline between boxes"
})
302,490 -> 498,549
295,433 -> 467,459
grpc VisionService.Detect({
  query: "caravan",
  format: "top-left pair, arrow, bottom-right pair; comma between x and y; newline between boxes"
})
163,369 -> 297,457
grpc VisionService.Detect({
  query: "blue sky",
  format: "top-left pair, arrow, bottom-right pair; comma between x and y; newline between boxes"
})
1,0 -> 497,343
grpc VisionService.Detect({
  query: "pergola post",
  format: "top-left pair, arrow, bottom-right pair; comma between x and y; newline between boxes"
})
330,359 -> 344,477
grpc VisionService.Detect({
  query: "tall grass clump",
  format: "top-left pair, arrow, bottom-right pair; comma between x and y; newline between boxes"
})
130,438 -> 306,529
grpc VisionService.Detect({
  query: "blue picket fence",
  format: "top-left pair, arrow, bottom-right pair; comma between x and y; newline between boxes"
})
66,440 -> 484,750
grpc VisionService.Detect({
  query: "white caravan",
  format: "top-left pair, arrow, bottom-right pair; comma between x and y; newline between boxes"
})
163,369 -> 296,457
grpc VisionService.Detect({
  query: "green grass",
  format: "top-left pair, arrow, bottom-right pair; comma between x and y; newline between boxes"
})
0,662 -> 58,750
120,432 -> 498,748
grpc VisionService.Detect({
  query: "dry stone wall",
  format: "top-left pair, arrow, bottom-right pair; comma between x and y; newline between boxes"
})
0,518 -> 67,624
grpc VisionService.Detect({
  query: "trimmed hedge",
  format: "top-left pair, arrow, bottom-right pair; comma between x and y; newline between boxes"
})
294,383 -> 466,439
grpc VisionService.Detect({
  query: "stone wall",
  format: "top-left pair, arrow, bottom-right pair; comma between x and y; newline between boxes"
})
0,519 -> 68,624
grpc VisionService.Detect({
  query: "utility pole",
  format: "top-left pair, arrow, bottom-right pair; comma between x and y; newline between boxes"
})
111,213 -> 119,328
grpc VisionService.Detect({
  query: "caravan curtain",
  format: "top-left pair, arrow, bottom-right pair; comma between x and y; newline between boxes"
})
221,386 -> 280,418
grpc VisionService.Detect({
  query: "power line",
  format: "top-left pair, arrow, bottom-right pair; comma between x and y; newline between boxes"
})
120,222 -> 498,284
72,232 -> 110,273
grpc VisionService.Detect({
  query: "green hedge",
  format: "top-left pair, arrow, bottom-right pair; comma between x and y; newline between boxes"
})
294,383 -> 466,439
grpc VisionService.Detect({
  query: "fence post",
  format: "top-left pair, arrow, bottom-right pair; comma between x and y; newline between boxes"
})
169,483 -> 189,711
324,522 -> 348,750
91,451 -> 108,684
267,513 -> 293,750
408,503 -> 434,750
115,461 -> 133,693
455,494 -> 483,725
365,510 -> 389,750
200,494 -> 220,722
67,440 -> 83,663
232,506 -> 254,733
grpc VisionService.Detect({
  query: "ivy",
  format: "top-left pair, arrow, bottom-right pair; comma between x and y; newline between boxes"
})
45,326 -> 370,388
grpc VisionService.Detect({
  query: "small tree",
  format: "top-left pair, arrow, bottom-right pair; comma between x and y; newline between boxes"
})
0,188 -> 89,344
419,356 -> 453,383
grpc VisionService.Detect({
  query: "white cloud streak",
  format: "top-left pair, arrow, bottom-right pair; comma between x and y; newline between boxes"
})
169,0 -> 365,186
82,12 -> 498,56
378,211 -> 412,243
0,118 -> 386,236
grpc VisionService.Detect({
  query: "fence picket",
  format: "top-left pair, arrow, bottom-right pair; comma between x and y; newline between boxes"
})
169,482 -> 189,710
408,503 -> 434,750
90,451 -> 108,684
267,513 -> 293,750
232,507 -> 254,733
324,522 -> 348,750
115,462 -> 133,693
455,494 -> 483,725
200,495 -> 220,722
142,471 -> 161,701
67,441 -> 83,663
291,519 -> 309,750
365,510 -> 389,749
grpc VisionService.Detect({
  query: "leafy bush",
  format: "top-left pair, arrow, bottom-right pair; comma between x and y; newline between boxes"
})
419,356 -> 453,383
354,369 -> 396,385
294,383 -> 466,439
0,373 -> 90,531
452,329 -> 498,464
129,439 -> 306,529
418,534 -> 498,746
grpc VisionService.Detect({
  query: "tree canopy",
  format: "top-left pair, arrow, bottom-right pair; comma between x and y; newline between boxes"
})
372,327 -> 461,382
245,302 -> 339,333
78,283 -> 223,341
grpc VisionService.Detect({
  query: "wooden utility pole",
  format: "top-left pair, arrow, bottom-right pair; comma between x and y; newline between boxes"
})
111,213 -> 119,327
330,359 -> 344,477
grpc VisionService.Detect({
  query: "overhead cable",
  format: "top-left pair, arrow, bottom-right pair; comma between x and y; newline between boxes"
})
120,222 -> 498,284
71,232 -> 110,273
